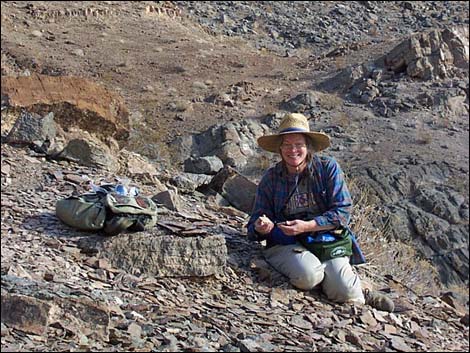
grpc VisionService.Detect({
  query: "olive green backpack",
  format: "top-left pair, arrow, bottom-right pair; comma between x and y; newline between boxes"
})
56,190 -> 158,236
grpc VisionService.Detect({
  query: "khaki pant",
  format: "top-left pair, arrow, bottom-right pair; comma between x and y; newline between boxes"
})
263,243 -> 365,304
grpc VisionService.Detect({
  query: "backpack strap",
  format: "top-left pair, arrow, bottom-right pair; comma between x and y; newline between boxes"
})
104,216 -> 135,236
308,155 -> 329,203
308,155 -> 366,265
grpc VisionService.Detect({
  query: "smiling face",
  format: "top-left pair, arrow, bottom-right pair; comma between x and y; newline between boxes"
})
280,133 -> 308,174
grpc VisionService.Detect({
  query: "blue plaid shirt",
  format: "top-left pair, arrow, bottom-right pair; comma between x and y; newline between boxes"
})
247,155 -> 366,264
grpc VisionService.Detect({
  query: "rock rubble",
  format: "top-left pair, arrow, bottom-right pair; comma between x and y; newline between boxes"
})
1,1 -> 469,351
1,136 -> 468,352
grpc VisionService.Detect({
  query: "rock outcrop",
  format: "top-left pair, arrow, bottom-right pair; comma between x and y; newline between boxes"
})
1,142 -> 468,352
382,26 -> 469,80
1,74 -> 130,141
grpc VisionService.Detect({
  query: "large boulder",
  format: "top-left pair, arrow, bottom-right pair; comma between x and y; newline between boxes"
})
170,119 -> 268,173
206,166 -> 257,214
5,110 -> 56,146
55,129 -> 120,172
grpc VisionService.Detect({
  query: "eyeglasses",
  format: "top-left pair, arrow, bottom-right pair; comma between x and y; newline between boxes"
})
280,143 -> 307,150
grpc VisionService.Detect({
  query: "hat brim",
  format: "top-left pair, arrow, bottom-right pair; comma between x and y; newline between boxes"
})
258,131 -> 330,153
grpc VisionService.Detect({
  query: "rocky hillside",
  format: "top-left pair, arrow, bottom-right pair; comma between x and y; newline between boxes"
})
1,1 -> 469,352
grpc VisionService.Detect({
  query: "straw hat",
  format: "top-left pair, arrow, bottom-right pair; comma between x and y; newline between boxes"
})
257,113 -> 330,153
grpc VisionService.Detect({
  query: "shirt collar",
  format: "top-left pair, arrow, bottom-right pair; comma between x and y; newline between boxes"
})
275,161 -> 311,179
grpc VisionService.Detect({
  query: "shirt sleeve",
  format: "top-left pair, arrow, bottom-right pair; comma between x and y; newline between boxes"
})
313,158 -> 352,228
270,226 -> 297,245
246,170 -> 275,242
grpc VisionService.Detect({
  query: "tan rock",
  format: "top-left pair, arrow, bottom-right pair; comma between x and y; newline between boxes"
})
1,74 -> 130,142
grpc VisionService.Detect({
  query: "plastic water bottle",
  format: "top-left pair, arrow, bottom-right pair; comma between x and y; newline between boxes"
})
90,183 -> 101,193
318,233 -> 336,242
115,184 -> 128,196
91,183 -> 112,194
129,187 -> 139,196
307,233 -> 336,243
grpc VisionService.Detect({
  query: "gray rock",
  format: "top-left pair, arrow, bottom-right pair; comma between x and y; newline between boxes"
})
56,134 -> 119,172
280,91 -> 320,112
152,188 -> 182,211
184,156 -> 224,175
78,233 -> 227,277
170,119 -> 268,174
6,111 -> 56,146
171,172 -> 212,193
414,187 -> 463,224
207,166 -> 257,214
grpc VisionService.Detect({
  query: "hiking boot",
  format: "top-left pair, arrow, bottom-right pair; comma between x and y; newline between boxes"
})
364,289 -> 395,312
104,217 -> 134,236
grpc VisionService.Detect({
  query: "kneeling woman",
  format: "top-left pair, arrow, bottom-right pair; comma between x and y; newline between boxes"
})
247,112 -> 366,305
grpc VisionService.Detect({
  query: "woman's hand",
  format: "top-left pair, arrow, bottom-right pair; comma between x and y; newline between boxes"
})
278,219 -> 316,236
254,214 -> 274,235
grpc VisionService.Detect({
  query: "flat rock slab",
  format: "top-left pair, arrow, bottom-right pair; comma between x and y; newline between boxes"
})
1,275 -> 110,341
77,232 -> 227,277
